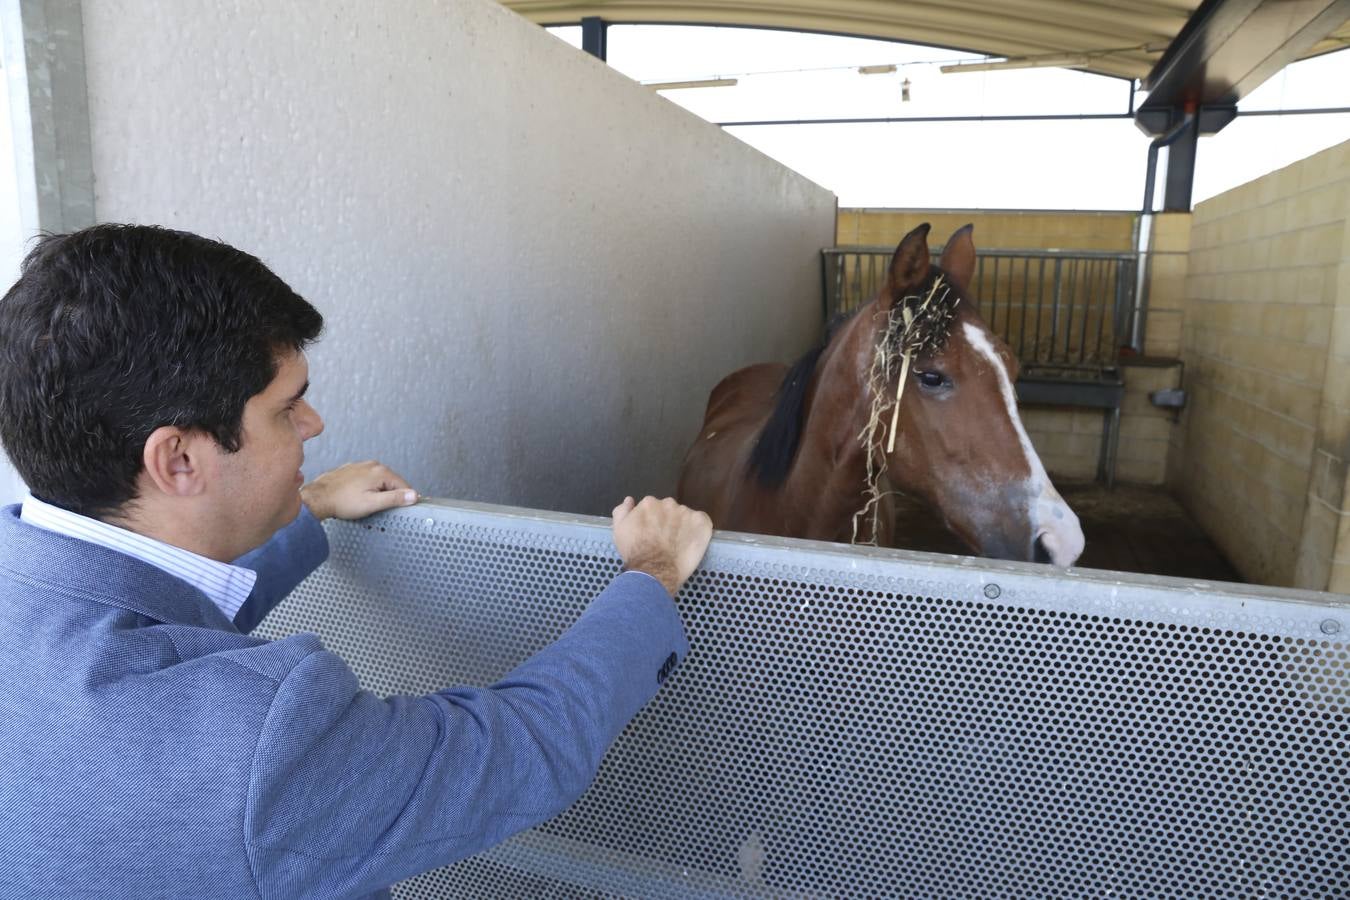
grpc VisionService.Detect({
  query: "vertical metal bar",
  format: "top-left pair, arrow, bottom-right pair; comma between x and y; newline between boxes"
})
1163,115 -> 1200,212
860,253 -> 870,312
1080,259 -> 1090,364
990,256 -> 1001,333
822,251 -> 831,321
1005,256 -> 1015,349
1018,256 -> 1031,361
1113,257 -> 1133,365
848,254 -> 861,314
1037,257 -> 1050,367
976,256 -> 987,320
831,253 -> 842,319
1098,406 -> 1121,488
1061,259 -> 1077,365
1096,259 -> 1107,364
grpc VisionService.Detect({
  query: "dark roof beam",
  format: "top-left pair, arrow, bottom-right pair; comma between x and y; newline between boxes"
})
1137,0 -> 1350,136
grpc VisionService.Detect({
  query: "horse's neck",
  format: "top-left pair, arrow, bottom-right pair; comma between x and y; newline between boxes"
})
782,306 -> 884,540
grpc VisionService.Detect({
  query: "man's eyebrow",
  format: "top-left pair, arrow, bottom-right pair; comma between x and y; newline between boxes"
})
286,381 -> 310,404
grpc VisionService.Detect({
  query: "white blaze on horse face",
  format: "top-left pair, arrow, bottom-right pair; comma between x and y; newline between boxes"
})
962,322 -> 1085,567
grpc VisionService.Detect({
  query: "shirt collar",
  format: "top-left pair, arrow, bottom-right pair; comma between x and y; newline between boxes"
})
19,495 -> 257,622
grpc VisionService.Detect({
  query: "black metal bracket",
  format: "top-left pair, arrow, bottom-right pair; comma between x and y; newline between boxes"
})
581,16 -> 607,61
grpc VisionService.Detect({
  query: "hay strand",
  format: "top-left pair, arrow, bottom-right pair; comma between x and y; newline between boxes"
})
849,275 -> 959,545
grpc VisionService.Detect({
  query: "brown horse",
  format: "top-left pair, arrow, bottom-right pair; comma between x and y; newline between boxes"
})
677,223 -> 1084,566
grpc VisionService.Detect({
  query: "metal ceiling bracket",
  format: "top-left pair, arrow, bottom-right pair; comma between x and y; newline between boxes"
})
1138,0 -> 1350,115
1135,105 -> 1236,137
581,16 -> 608,61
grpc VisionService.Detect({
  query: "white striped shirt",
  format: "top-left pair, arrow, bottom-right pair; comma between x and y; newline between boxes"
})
20,495 -> 257,621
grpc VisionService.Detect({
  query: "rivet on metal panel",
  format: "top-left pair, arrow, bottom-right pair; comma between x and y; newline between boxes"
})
983,583 -> 1001,600
1320,618 -> 1342,635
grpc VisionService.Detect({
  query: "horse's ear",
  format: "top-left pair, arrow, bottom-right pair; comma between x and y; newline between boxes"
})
938,224 -> 976,293
883,223 -> 932,308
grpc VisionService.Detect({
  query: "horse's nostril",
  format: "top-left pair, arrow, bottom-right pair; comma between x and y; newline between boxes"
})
1033,535 -> 1052,565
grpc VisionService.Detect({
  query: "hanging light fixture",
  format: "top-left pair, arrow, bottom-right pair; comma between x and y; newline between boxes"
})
901,77 -> 912,102
644,77 -> 738,91
940,54 -> 1091,74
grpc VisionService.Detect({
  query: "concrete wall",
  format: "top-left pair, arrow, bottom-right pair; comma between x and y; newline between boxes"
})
1168,140 -> 1350,590
0,0 -> 98,506
77,0 -> 836,516
0,74 -> 25,504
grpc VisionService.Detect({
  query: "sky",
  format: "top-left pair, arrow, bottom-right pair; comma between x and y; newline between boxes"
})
551,25 -> 1350,210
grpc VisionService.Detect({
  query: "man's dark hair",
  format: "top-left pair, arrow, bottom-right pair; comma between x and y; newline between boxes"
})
0,224 -> 323,518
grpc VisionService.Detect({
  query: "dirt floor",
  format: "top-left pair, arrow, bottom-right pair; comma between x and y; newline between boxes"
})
890,482 -> 1244,584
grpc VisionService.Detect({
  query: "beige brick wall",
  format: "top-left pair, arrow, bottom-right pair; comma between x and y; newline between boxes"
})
1169,140 -> 1350,590
1018,360 -> 1182,487
1019,407 -> 1101,482
1142,213 -> 1192,358
837,209 -> 1137,251
1117,362 -> 1183,485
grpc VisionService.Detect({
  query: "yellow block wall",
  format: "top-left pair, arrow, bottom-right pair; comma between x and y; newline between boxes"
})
1167,140 -> 1350,590
836,209 -> 1136,251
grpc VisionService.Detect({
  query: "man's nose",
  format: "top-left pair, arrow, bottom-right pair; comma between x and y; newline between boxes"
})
300,402 -> 324,440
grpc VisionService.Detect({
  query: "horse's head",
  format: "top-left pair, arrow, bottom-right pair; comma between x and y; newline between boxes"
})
872,223 -> 1084,566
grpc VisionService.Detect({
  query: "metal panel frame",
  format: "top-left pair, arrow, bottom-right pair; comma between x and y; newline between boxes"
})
259,500 -> 1350,899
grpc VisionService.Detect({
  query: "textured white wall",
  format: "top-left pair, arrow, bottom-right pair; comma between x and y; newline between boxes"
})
0,16 -> 28,506
79,0 -> 835,515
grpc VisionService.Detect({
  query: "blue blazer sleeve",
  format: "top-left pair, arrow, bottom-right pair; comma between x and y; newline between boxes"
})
242,571 -> 687,899
231,506 -> 330,634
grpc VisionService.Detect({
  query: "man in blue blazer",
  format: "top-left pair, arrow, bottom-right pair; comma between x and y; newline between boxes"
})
0,224 -> 711,899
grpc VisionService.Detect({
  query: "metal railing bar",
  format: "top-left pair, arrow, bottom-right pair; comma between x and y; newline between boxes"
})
821,247 -> 1128,371
1096,258 -> 1107,360
991,256 -> 1001,331
1019,256 -> 1031,361
1035,257 -> 1047,365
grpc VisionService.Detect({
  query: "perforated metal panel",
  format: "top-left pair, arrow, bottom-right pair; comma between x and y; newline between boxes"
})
256,500 -> 1350,898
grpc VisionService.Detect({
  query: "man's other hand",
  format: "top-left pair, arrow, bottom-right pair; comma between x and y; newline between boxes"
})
611,496 -> 713,596
301,461 -> 418,521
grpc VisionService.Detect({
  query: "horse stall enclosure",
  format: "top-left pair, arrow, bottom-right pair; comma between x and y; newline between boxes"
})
9,0 -> 1348,895
830,172 -> 1350,597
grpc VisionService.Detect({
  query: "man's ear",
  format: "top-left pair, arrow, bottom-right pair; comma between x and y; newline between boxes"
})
141,426 -> 211,498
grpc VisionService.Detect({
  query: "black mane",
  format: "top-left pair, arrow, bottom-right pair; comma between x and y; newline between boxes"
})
746,307 -> 860,488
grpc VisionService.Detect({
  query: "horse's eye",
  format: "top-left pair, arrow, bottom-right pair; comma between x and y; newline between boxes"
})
916,370 -> 946,389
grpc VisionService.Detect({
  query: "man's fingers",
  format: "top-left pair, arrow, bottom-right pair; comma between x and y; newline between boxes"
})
306,460 -> 418,521
370,464 -> 412,494
611,496 -> 636,522
377,475 -> 413,493
360,487 -> 419,516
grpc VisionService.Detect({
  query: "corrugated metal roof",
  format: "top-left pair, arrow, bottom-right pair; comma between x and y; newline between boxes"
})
500,1 -> 1350,81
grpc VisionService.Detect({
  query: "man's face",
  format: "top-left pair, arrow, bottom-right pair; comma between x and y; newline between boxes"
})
212,350 -> 324,555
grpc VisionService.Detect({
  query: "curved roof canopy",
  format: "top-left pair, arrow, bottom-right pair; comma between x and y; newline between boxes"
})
501,0 -> 1350,82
